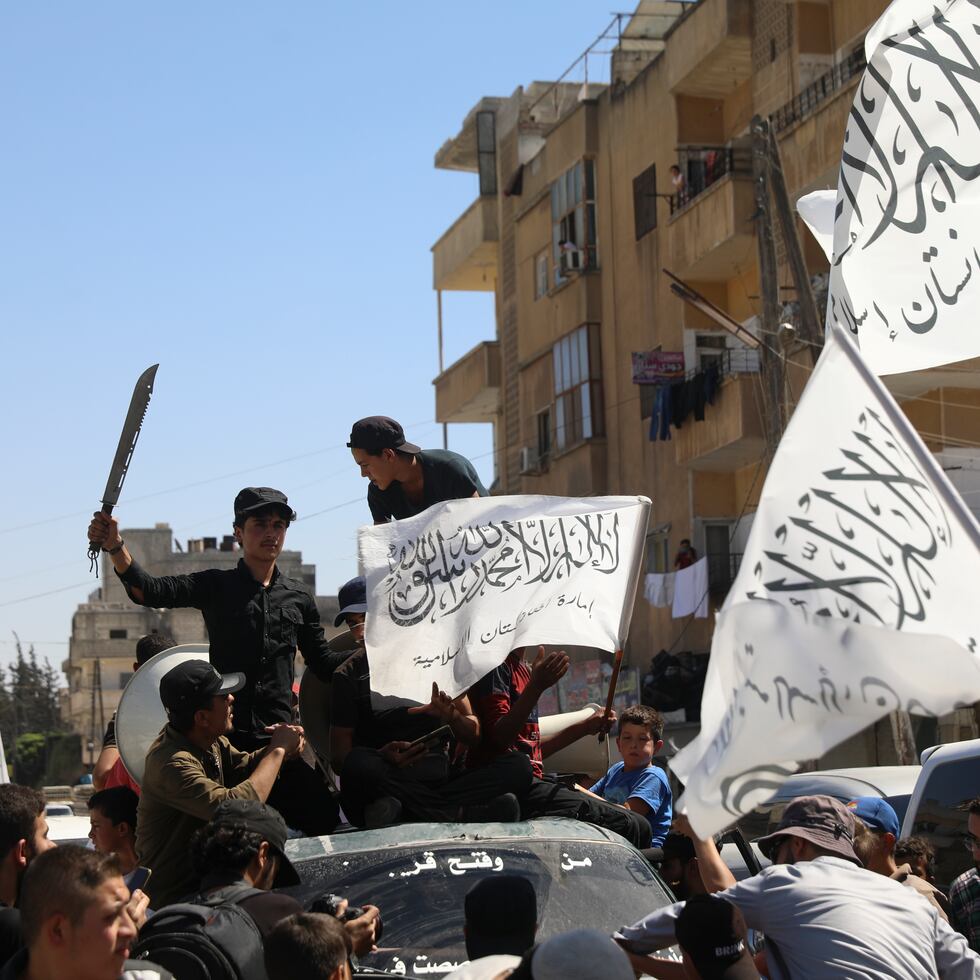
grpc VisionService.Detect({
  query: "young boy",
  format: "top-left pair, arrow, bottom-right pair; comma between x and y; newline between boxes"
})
588,705 -> 672,847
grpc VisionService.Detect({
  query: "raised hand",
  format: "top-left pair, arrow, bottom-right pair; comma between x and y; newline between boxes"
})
529,645 -> 570,693
406,682 -> 458,723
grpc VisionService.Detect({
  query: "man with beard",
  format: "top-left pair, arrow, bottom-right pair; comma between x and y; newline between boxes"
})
950,797 -> 980,952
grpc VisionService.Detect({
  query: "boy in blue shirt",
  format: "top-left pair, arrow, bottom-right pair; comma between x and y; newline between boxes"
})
586,705 -> 672,846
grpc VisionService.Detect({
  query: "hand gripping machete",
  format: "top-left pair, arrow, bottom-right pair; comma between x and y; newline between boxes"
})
87,364 -> 159,575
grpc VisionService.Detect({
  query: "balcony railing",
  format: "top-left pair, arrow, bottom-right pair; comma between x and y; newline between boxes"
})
771,48 -> 867,133
707,550 -> 743,595
669,144 -> 752,215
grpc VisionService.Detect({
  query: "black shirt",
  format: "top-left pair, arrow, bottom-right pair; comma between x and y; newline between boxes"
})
0,905 -> 21,971
199,874 -> 304,938
367,449 -> 487,523
331,650 -> 438,750
117,558 -> 350,742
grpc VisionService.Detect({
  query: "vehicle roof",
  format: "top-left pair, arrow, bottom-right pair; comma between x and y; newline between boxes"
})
762,766 -> 921,804
285,818 -> 627,863
45,814 -> 91,843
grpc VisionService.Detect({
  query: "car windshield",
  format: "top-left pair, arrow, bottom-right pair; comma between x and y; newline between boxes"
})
290,837 -> 675,976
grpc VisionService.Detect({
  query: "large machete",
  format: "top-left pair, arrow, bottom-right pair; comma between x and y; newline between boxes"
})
87,364 -> 159,574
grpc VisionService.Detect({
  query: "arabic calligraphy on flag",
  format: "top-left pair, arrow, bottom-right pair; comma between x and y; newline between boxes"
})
358,494 -> 650,703
671,325 -> 980,838
824,0 -> 980,375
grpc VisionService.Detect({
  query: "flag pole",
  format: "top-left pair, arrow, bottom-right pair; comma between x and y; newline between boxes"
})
598,649 -> 624,743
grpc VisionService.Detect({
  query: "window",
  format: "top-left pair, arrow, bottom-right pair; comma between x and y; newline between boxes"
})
695,333 -> 727,371
536,408 -> 552,466
119,672 -> 133,689
476,111 -> 497,196
535,251 -> 549,300
551,160 -> 598,284
645,530 -> 669,573
553,324 -> 603,451
632,162 -> 658,240
109,628 -> 127,640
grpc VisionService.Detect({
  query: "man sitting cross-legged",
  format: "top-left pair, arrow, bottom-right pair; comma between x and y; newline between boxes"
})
329,577 -> 532,828
466,646 -> 652,849
137,659 -> 305,906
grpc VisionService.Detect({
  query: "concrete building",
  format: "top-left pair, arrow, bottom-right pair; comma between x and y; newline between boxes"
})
431,0 -> 980,760
64,524 -> 339,748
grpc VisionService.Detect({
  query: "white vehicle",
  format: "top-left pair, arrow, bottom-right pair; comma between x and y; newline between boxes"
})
900,737 -> 980,891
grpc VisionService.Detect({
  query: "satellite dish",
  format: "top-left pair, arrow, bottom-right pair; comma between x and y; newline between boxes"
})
115,644 -> 210,786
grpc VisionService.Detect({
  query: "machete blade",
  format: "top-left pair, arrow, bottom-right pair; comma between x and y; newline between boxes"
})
100,363 -> 158,506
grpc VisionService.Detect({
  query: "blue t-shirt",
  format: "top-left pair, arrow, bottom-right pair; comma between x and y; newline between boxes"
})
590,762 -> 672,846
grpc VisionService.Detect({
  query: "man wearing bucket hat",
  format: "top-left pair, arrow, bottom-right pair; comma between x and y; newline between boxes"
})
347,416 -> 487,524
88,487 -> 350,835
616,795 -> 980,979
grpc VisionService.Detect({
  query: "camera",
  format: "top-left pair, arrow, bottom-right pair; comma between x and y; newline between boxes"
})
311,893 -> 384,944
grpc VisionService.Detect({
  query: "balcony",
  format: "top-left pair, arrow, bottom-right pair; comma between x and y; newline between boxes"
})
674,368 -> 765,471
771,49 -> 867,134
666,0 -> 751,97
668,146 -> 754,281
432,197 -> 498,292
434,340 -> 501,424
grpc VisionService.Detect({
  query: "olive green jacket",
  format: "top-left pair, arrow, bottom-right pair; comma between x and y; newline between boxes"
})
136,725 -> 262,906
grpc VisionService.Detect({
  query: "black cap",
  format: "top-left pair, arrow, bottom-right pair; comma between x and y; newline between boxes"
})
159,660 -> 245,715
674,895 -> 759,980
334,576 -> 367,627
211,799 -> 301,887
465,876 -> 537,957
347,416 -> 421,456
233,487 -> 297,523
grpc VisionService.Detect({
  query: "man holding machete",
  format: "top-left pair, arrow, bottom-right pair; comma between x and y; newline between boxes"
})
87,487 -> 348,835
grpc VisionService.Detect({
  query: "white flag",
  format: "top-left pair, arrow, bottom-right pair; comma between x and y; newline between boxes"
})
825,0 -> 980,375
672,325 -> 980,837
359,494 -> 650,703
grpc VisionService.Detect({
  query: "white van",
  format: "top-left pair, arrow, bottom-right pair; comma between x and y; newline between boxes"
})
900,737 -> 980,891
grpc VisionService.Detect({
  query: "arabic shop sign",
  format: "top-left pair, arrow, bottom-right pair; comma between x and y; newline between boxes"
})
631,350 -> 685,384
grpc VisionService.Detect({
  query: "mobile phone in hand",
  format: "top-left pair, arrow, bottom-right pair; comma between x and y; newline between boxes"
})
128,867 -> 152,893
406,725 -> 452,752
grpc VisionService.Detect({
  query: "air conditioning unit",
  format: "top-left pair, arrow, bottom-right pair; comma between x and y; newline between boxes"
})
519,446 -> 539,475
559,248 -> 584,276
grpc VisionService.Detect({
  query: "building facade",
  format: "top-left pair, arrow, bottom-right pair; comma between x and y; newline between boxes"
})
64,524 -> 339,749
432,0 -> 980,759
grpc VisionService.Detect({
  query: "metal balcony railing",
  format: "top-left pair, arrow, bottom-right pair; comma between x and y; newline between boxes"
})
771,48 -> 868,134
669,144 -> 752,215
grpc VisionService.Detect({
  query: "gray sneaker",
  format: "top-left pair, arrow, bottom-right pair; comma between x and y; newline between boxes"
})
365,796 -> 403,829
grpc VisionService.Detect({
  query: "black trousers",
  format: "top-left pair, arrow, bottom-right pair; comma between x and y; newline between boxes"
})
340,748 -> 533,827
521,777 -> 652,850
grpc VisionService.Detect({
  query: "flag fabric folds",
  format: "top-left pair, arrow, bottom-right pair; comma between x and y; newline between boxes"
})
824,0 -> 980,376
358,494 -> 650,704
671,324 -> 980,837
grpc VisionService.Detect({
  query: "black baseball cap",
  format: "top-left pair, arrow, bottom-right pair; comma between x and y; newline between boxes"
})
159,660 -> 245,714
233,487 -> 297,523
674,895 -> 759,980
465,876 -> 537,958
334,576 -> 367,627
211,799 -> 301,887
347,416 -> 421,455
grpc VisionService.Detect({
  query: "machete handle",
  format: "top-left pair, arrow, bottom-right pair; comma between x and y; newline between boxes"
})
87,503 -> 115,576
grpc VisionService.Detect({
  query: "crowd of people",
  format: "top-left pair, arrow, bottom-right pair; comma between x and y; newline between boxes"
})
0,415 -> 967,977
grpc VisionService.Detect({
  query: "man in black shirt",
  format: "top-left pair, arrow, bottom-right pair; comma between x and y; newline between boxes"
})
329,578 -> 531,828
347,416 -> 487,523
0,785 -> 55,970
87,487 -> 348,835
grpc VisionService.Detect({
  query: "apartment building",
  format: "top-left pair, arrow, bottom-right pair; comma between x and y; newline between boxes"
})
432,0 -> 980,756
64,524 -> 339,744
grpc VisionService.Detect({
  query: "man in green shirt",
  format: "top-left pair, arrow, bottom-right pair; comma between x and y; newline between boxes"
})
347,416 -> 487,524
137,660 -> 304,907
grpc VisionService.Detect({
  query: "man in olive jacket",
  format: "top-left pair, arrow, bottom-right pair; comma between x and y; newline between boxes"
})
137,660 -> 304,907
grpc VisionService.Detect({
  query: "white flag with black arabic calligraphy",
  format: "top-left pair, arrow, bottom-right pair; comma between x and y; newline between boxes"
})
671,324 -> 980,838
821,0 -> 980,375
358,494 -> 650,703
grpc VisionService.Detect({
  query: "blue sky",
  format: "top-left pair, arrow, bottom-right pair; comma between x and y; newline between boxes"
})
0,2 -> 617,674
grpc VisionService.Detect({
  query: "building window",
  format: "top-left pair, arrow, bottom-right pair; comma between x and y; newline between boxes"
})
646,530 -> 670,573
536,408 -> 552,466
119,672 -> 133,689
109,629 -> 127,640
553,324 -> 603,451
551,159 -> 598,284
535,251 -> 549,300
476,111 -> 497,196
632,162 -> 658,241
695,333 -> 727,371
